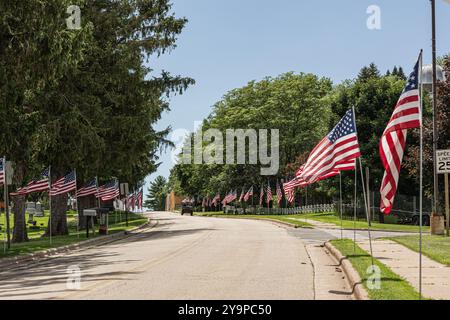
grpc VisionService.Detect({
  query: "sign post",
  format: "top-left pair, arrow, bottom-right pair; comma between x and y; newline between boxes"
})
437,150 -> 450,236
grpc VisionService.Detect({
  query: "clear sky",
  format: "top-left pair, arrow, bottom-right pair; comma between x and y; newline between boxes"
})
143,0 -> 450,196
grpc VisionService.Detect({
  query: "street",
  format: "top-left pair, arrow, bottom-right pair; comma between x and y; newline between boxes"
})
0,212 -> 356,300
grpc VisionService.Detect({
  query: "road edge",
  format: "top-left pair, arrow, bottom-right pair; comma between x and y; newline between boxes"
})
0,217 -> 156,269
324,241 -> 369,300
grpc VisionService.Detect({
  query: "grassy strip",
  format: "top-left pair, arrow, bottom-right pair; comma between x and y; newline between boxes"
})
330,239 -> 422,300
303,212 -> 428,232
195,212 -> 312,228
388,235 -> 450,267
196,211 -> 426,232
0,213 -> 147,258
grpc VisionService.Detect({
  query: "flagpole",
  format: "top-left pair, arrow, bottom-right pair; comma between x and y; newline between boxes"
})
352,105 -> 374,266
74,169 -> 79,239
339,172 -> 343,240
48,165 -> 52,245
354,164 -> 358,252
3,156 -> 11,250
419,49 -> 424,300
359,158 -> 374,266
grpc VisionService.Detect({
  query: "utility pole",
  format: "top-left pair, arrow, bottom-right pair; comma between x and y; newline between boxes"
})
431,0 -> 440,216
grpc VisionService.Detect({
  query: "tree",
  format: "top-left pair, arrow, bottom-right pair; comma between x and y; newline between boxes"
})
31,0 -> 193,236
145,176 -> 167,211
171,72 -> 333,199
0,0 -> 91,242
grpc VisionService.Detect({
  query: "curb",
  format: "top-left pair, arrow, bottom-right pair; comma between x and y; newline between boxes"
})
0,218 -> 156,269
324,241 -> 369,300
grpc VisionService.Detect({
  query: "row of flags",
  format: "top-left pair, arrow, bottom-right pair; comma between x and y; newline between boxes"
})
0,164 -> 144,209
196,52 -> 422,215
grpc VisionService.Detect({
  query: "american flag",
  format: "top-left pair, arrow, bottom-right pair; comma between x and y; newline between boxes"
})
11,168 -> 50,196
239,188 -> 245,202
221,191 -> 231,206
0,158 -> 4,185
97,180 -> 119,201
127,193 -> 135,211
50,171 -> 77,196
243,186 -> 253,202
283,177 -> 305,204
266,182 -> 272,205
76,178 -> 98,198
137,189 -> 143,210
276,181 -> 283,205
296,109 -> 361,184
228,190 -> 237,203
380,54 -> 422,215
259,185 -> 264,205
211,194 -> 220,206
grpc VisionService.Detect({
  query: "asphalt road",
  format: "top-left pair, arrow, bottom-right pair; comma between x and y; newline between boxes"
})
0,212 -> 352,300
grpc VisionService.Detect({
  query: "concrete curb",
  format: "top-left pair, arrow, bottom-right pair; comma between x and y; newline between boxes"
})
324,241 -> 369,300
0,218 -> 156,269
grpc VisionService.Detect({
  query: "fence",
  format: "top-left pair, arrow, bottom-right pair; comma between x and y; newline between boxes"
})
224,203 -> 335,215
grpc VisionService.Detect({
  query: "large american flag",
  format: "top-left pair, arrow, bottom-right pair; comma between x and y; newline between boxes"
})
50,171 -> 77,196
380,54 -> 422,215
296,109 -> 361,184
76,178 -> 98,198
97,180 -> 119,201
0,158 -> 4,185
11,168 -> 50,196
276,181 -> 283,205
243,186 -> 253,202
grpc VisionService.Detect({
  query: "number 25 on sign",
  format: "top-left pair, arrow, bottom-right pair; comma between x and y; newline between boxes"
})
437,150 -> 450,236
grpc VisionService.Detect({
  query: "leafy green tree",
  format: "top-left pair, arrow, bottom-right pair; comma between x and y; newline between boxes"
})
172,72 -> 333,199
0,0 -> 91,242
144,176 -> 167,211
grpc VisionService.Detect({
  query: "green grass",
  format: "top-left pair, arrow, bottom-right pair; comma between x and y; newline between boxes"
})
330,239 -> 422,300
195,211 -> 313,228
0,212 -> 147,258
195,211 -> 426,232
388,235 -> 450,267
301,212 -> 428,233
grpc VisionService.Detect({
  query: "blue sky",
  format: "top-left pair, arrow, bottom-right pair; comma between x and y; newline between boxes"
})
143,0 -> 450,195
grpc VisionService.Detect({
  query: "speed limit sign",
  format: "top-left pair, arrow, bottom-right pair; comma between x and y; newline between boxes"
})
437,150 -> 450,174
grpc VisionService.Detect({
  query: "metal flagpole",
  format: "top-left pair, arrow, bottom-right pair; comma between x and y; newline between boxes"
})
354,165 -> 358,252
339,172 -> 343,240
48,165 -> 52,245
359,158 -> 374,266
419,49 -> 424,300
352,105 -> 374,265
74,169 -> 79,239
3,156 -> 11,250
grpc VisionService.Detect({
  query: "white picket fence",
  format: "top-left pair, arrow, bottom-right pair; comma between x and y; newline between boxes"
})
225,203 -> 336,215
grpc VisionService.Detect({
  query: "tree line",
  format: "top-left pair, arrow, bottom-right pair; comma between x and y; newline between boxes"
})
0,0 -> 193,242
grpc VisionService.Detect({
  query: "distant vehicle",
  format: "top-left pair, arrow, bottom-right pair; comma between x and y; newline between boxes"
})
181,199 -> 194,216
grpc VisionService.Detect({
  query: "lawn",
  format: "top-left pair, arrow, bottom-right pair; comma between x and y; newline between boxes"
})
196,211 -> 427,232
0,211 -> 147,258
195,211 -> 313,228
388,235 -> 450,267
295,212 -> 427,232
330,239 -> 422,300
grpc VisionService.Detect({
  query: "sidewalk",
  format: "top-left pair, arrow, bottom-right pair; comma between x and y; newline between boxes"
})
358,239 -> 450,300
